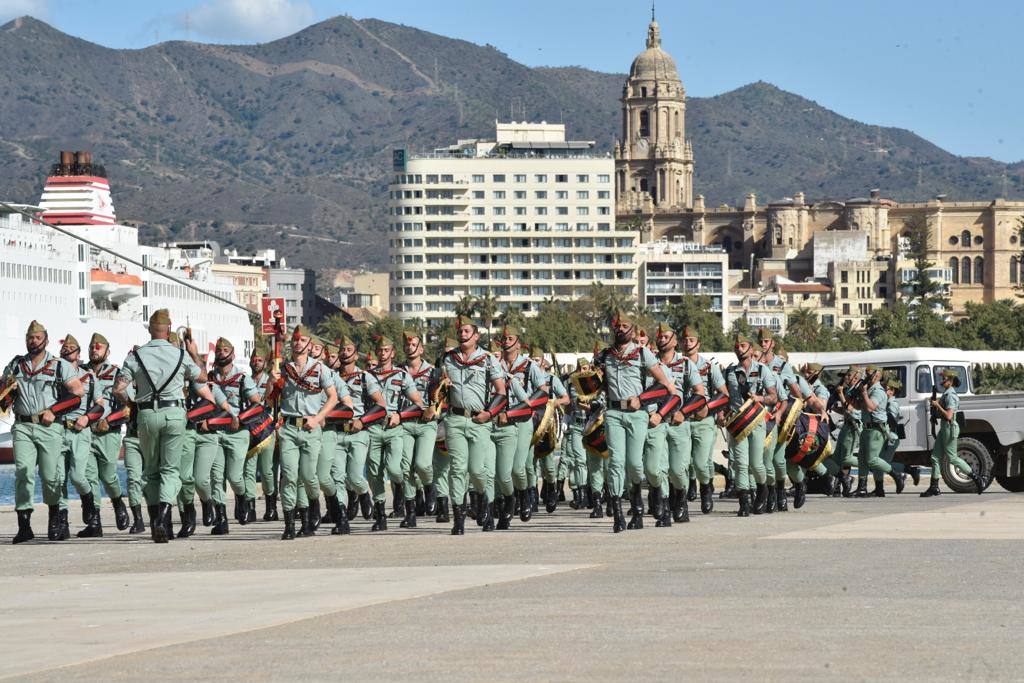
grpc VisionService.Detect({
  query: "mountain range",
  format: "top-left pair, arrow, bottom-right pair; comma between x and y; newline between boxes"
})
1,15 -> 1021,276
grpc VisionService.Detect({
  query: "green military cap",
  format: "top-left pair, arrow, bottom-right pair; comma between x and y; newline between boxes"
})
291,324 -> 311,340
324,341 -> 339,354
865,365 -> 880,374
310,335 -> 326,347
655,321 -> 674,336
886,378 -> 902,390
940,368 -> 960,380
529,345 -> 544,358
454,314 -> 476,331
374,335 -> 394,349
445,337 -> 458,350
611,309 -> 633,326
251,339 -> 271,358
576,356 -> 591,371
756,327 -> 773,344
90,332 -> 109,348
61,334 -> 80,351
847,365 -> 863,375
402,329 -> 421,345
168,331 -> 181,347
337,335 -> 355,348
488,339 -> 501,353
500,323 -> 522,339
215,337 -> 233,352
733,332 -> 751,347
149,309 -> 171,326
804,362 -> 823,374
680,324 -> 699,339
26,320 -> 46,336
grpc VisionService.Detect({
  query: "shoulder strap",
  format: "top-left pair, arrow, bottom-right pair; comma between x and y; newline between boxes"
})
133,347 -> 185,401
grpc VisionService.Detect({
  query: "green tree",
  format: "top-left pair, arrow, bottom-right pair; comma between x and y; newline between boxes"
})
661,294 -> 728,351
954,300 -> 1024,350
524,300 -> 596,353
902,215 -> 949,312
472,291 -> 500,342
782,307 -> 822,352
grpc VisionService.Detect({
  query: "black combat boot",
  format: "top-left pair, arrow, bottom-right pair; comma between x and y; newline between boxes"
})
752,484 -> 768,515
893,470 -> 908,494
669,486 -> 682,522
687,478 -> 698,502
264,493 -> 279,522
308,498 -> 322,531
653,488 -> 672,527
451,504 -> 466,536
794,481 -> 807,509
295,507 -> 311,536
164,505 -> 175,541
13,509 -> 34,544
840,472 -> 854,497
719,474 -> 736,499
424,484 -> 437,515
906,465 -> 922,487
480,496 -> 494,532
371,501 -> 388,532
776,482 -> 789,511
148,504 -> 162,542
112,496 -> 130,531
581,486 -> 592,509
498,495 -> 514,530
589,491 -> 604,518
631,483 -> 645,518
360,491 -> 373,520
47,505 -> 61,540
569,487 -> 581,510
557,479 -> 567,502
246,498 -> 256,524
400,498 -> 418,529
233,497 -> 242,524
211,504 -> 229,535
328,495 -> 349,535
435,496 -> 450,523
764,485 -> 776,515
545,481 -> 558,513
415,488 -> 426,516
202,499 -> 215,526
611,496 -> 627,533
677,491 -> 690,523
320,497 -> 334,525
389,482 -> 404,518
970,471 -> 985,495
873,480 -> 886,497
605,490 -> 614,518
129,504 -> 145,534
78,493 -> 104,538
155,503 -> 173,544
627,493 -> 644,530
59,508 -> 71,540
475,491 -> 487,527
237,497 -> 251,526
737,491 -> 751,517
920,479 -> 941,497
468,491 -> 480,521
831,474 -> 843,497
281,509 -> 296,540
699,483 -> 714,515
518,489 -> 533,523
177,503 -> 196,538
530,486 -> 539,514
853,477 -> 869,498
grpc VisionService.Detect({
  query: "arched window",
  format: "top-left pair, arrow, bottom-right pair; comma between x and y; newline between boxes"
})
949,257 -> 959,284
1011,256 -> 1019,284
639,111 -> 650,138
975,256 -> 984,284
962,257 -> 971,284
961,230 -> 971,249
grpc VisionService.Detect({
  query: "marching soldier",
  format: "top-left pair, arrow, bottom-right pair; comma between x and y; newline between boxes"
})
922,369 -> 983,496
680,325 -> 727,514
531,347 -> 569,512
595,311 -> 676,532
564,358 -> 596,512
401,331 -> 440,518
335,336 -> 384,524
114,310 -> 214,543
4,320 -> 85,543
308,342 -> 354,534
873,377 -> 915,495
825,366 -> 862,496
787,363 -> 832,507
858,365 -> 915,495
757,331 -> 802,512
721,334 -> 779,517
296,335 -> 331,529
249,340 -> 280,521
432,337 -> 459,523
437,315 -> 507,535
83,333 -> 130,532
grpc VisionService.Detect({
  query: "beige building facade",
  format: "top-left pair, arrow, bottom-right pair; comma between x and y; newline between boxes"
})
210,262 -> 266,313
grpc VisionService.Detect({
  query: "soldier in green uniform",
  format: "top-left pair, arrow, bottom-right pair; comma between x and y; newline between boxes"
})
275,325 -> 339,539
249,340 -> 280,520
595,311 -> 676,532
334,336 -> 383,524
858,365 -> 913,495
366,336 -> 425,530
114,309 -> 214,543
437,316 -> 507,535
178,365 -> 232,537
680,325 -> 727,514
721,334 -> 779,517
401,331 -> 440,518
309,341 -> 356,534
531,347 -> 569,512
116,347 -> 149,535
82,333 -> 130,532
873,377 -> 917,495
824,367 -> 862,496
564,358 -> 597,512
431,337 -> 458,523
757,331 -> 803,512
4,320 -> 85,543
786,363 -> 832,507
921,369 -> 984,496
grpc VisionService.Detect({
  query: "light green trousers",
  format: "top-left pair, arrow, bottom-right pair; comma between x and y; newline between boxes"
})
216,428 -> 249,498
729,421 -> 767,490
60,426 -> 93,509
367,424 -> 410,503
665,420 -> 692,492
930,420 -> 971,481
257,433 -> 277,496
642,420 -> 668,492
511,419 -> 535,491
491,422 -> 518,498
138,406 -> 186,506
337,429 -> 370,496
604,409 -> 648,498
123,434 -> 144,507
402,420 -> 437,499
444,413 -> 494,505
12,421 -> 65,509
88,430 -> 123,500
278,422 -> 322,512
433,442 -> 450,499
688,417 -> 717,485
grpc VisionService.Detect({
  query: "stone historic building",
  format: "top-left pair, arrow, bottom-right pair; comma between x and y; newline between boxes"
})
617,15 -> 1024,318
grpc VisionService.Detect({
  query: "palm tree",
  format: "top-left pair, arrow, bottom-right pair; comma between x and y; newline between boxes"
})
787,307 -> 821,349
473,290 -> 500,342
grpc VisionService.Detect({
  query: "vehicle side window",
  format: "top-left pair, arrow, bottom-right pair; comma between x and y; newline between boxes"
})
933,365 -> 968,393
915,366 -> 932,394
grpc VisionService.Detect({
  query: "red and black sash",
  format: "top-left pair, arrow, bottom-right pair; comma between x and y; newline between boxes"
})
210,370 -> 244,389
445,350 -> 488,368
19,356 -> 56,378
284,361 -> 321,393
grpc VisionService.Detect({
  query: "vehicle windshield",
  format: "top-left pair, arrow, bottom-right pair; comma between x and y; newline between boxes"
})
915,365 -> 970,394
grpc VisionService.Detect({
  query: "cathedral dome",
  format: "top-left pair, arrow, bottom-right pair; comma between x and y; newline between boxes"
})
628,20 -> 680,82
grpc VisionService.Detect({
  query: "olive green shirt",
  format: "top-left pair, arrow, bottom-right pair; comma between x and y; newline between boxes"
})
2,352 -> 76,417
119,340 -> 201,404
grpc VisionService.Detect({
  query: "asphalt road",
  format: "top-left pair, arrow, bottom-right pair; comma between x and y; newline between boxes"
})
1,482 -> 1022,681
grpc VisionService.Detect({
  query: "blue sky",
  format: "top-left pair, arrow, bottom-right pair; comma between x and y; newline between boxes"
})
4,0 -> 1022,163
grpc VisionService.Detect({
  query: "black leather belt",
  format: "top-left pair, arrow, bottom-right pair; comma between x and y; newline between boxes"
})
449,407 -> 474,417
16,414 -> 44,424
283,416 -> 308,428
138,399 -> 182,410
608,398 -> 640,412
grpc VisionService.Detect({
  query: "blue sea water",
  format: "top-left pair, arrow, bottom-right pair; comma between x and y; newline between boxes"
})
0,463 -> 129,506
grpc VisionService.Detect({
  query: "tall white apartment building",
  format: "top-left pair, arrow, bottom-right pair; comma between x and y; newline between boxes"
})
387,121 -> 640,329
637,239 -> 729,327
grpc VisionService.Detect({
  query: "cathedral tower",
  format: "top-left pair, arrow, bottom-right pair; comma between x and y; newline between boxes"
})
615,14 -> 694,212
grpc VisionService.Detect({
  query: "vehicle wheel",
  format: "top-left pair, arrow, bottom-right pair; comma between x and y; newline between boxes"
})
994,447 -> 1024,493
940,437 -> 993,493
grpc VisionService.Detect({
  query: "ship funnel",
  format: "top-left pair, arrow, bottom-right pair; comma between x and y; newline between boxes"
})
60,151 -> 75,165
51,150 -> 106,179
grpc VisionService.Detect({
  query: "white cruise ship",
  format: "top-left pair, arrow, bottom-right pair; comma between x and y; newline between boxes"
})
0,152 -> 254,459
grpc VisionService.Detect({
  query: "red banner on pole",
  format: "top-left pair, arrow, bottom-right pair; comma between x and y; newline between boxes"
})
261,297 -> 285,334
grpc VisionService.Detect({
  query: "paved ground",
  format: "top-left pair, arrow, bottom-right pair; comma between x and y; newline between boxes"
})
1,481 -> 1022,681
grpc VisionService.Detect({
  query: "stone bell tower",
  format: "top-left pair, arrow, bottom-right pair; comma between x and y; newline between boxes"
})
615,12 -> 694,214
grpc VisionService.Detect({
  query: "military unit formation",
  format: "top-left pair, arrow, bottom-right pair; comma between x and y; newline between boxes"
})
1,308 -> 982,544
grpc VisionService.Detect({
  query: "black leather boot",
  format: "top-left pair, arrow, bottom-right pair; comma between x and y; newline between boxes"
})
873,480 -> 886,497
569,487 -> 581,510
764,485 -> 776,515
480,496 -> 494,531
328,495 -> 349,535
545,481 -> 558,513
672,486 -> 686,522
424,484 -> 437,515
435,496 -> 450,523
590,491 -> 604,518
753,484 -> 768,515
112,496 -> 130,531
211,504 -> 229,535
320,496 -> 334,525
677,493 -> 690,523
719,474 -> 736,499
78,493 -> 104,538
530,486 -> 539,513
59,508 -> 71,540
687,478 -> 698,502
451,504 -> 466,535
344,491 -> 358,521
906,465 -> 922,487
308,498 -> 322,531
970,470 -> 985,494
281,509 -> 296,540
474,491 -> 486,526
793,481 -> 807,509
129,504 -> 145,534
699,483 -> 714,515
853,478 -> 869,498
557,479 -> 566,501
776,482 -> 789,511
400,498 -> 418,529
13,509 -> 34,544
627,493 -> 644,530
359,491 -> 373,520
145,504 -> 159,541
468,491 -> 479,521
154,503 -> 173,543
177,503 -> 196,538
202,499 -> 215,526
518,489 -> 532,522
237,497 -> 251,526
389,482 -> 404,518
920,480 -> 941,497
839,472 -> 854,497
737,491 -> 751,517
415,488 -> 426,516
233,497 -> 242,524
605,491 -> 614,518
371,501 -> 388,532
47,505 -> 61,540
830,474 -> 843,497
611,496 -> 626,533
498,495 -> 514,530
295,507 -> 311,536
654,487 -> 672,527
245,497 -> 256,524
264,493 -> 279,521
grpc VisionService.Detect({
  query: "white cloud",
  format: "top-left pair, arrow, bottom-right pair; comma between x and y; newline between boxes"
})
0,0 -> 48,24
177,0 -> 315,43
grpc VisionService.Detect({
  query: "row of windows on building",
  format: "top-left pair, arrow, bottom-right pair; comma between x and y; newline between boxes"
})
391,237 -> 634,250
391,205 -> 612,216
392,173 -> 612,185
395,253 -> 634,265
0,261 -> 74,285
948,256 -> 987,285
392,269 -> 635,282
393,189 -> 614,200
390,222 -> 616,233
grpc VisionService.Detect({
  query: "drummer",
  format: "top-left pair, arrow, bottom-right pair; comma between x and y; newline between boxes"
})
680,324 -> 726,515
529,347 -> 568,513
757,331 -> 802,513
720,333 -> 779,517
595,310 -> 676,533
566,358 -> 599,514
783,363 -> 832,507
823,366 -> 862,497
